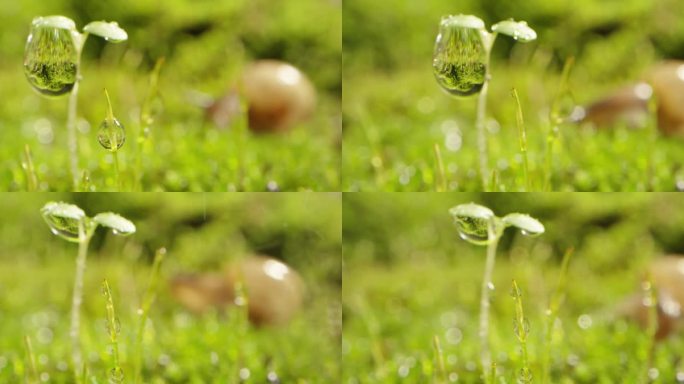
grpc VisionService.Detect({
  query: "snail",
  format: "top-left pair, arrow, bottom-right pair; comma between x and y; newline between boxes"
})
205,60 -> 316,133
574,60 -> 684,136
170,255 -> 305,326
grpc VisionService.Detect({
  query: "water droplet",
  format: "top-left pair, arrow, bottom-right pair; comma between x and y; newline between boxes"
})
577,314 -> 593,329
449,203 -> 496,245
24,19 -> 77,96
105,317 -> 121,335
108,367 -> 124,384
41,202 -> 85,243
513,318 -> 530,339
487,282 -> 495,291
433,16 -> 486,96
517,368 -> 532,383
98,118 -> 126,151
502,213 -> 545,237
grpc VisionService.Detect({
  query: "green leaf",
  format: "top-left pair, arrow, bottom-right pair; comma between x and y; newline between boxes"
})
32,16 -> 76,31
83,21 -> 128,43
502,213 -> 545,235
491,20 -> 537,42
440,14 -> 485,30
93,212 -> 136,235
449,203 -> 494,220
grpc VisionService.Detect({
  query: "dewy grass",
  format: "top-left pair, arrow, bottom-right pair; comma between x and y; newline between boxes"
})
541,247 -> 574,384
102,279 -> 124,384
639,275 -> 658,384
100,88 -> 126,191
24,16 -> 128,190
40,202 -> 135,381
132,247 -> 166,384
23,335 -> 39,384
511,280 -> 532,384
433,16 -> 537,190
432,335 -> 447,384
449,203 -> 544,382
511,88 -> 530,191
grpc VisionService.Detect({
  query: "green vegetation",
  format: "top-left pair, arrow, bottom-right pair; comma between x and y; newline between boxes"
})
343,193 -> 684,382
0,193 -> 341,382
1,0 -> 341,191
343,0 -> 684,191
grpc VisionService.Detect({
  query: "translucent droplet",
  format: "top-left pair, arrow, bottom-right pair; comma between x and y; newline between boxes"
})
40,202 -> 85,243
449,203 -> 495,245
108,367 -> 124,384
433,16 -> 487,96
502,213 -> 545,237
24,18 -> 78,96
513,318 -> 530,339
98,118 -> 125,151
517,368 -> 532,384
105,317 -> 121,335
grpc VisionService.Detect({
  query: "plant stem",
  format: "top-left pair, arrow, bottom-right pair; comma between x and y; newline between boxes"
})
511,88 -> 530,191
133,247 -> 166,384
433,143 -> 447,192
113,150 -> 121,191
67,33 -> 89,191
71,228 -> 91,380
479,225 -> 500,381
24,335 -> 39,384
22,144 -> 38,191
476,33 -> 497,191
432,335 -> 447,384
512,280 -> 532,383
545,56 -> 574,191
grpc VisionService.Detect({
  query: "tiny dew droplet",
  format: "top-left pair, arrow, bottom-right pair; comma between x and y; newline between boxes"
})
98,117 -> 126,151
433,15 -> 487,97
449,203 -> 495,245
24,17 -> 78,97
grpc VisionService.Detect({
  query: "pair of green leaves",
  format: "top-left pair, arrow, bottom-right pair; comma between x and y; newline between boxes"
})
34,15 -> 128,43
443,14 -> 537,43
449,203 -> 544,246
41,201 -> 135,243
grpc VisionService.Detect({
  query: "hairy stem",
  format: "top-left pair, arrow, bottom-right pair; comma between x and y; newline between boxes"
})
479,230 -> 499,381
476,33 -> 497,191
71,230 -> 90,380
67,34 -> 88,191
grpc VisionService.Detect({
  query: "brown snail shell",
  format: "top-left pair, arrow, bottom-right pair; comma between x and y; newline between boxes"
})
171,255 -> 305,326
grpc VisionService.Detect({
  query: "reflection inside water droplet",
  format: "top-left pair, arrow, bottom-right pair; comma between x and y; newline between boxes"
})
98,118 -> 126,151
433,19 -> 486,97
42,213 -> 81,242
108,367 -> 124,383
24,24 -> 77,96
454,215 -> 493,245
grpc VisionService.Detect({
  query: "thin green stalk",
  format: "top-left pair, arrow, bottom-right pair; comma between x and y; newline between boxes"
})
104,89 -> 121,191
70,224 -> 91,380
102,279 -> 123,384
433,143 -> 447,192
24,335 -> 39,384
476,33 -> 497,191
479,222 -> 501,381
135,57 -> 165,191
544,56 -> 574,191
511,88 -> 530,191
639,276 -> 658,384
489,362 -> 497,384
133,247 -> 167,384
511,280 -> 532,384
21,144 -> 38,191
541,247 -> 574,384
67,33 -> 89,190
432,335 -> 447,384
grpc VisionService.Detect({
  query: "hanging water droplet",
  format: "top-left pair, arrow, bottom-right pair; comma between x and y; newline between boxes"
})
98,118 -> 126,151
517,368 -> 532,384
105,317 -> 121,335
433,16 -> 487,97
513,317 -> 530,339
40,202 -> 85,243
108,367 -> 124,384
449,203 -> 496,245
23,17 -> 78,96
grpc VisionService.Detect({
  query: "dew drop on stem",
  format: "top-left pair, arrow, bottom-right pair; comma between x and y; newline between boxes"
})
98,118 -> 126,151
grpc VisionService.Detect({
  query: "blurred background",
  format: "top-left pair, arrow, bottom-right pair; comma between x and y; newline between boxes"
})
343,0 -> 684,191
0,192 -> 341,382
343,193 -> 684,382
0,0 -> 341,191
